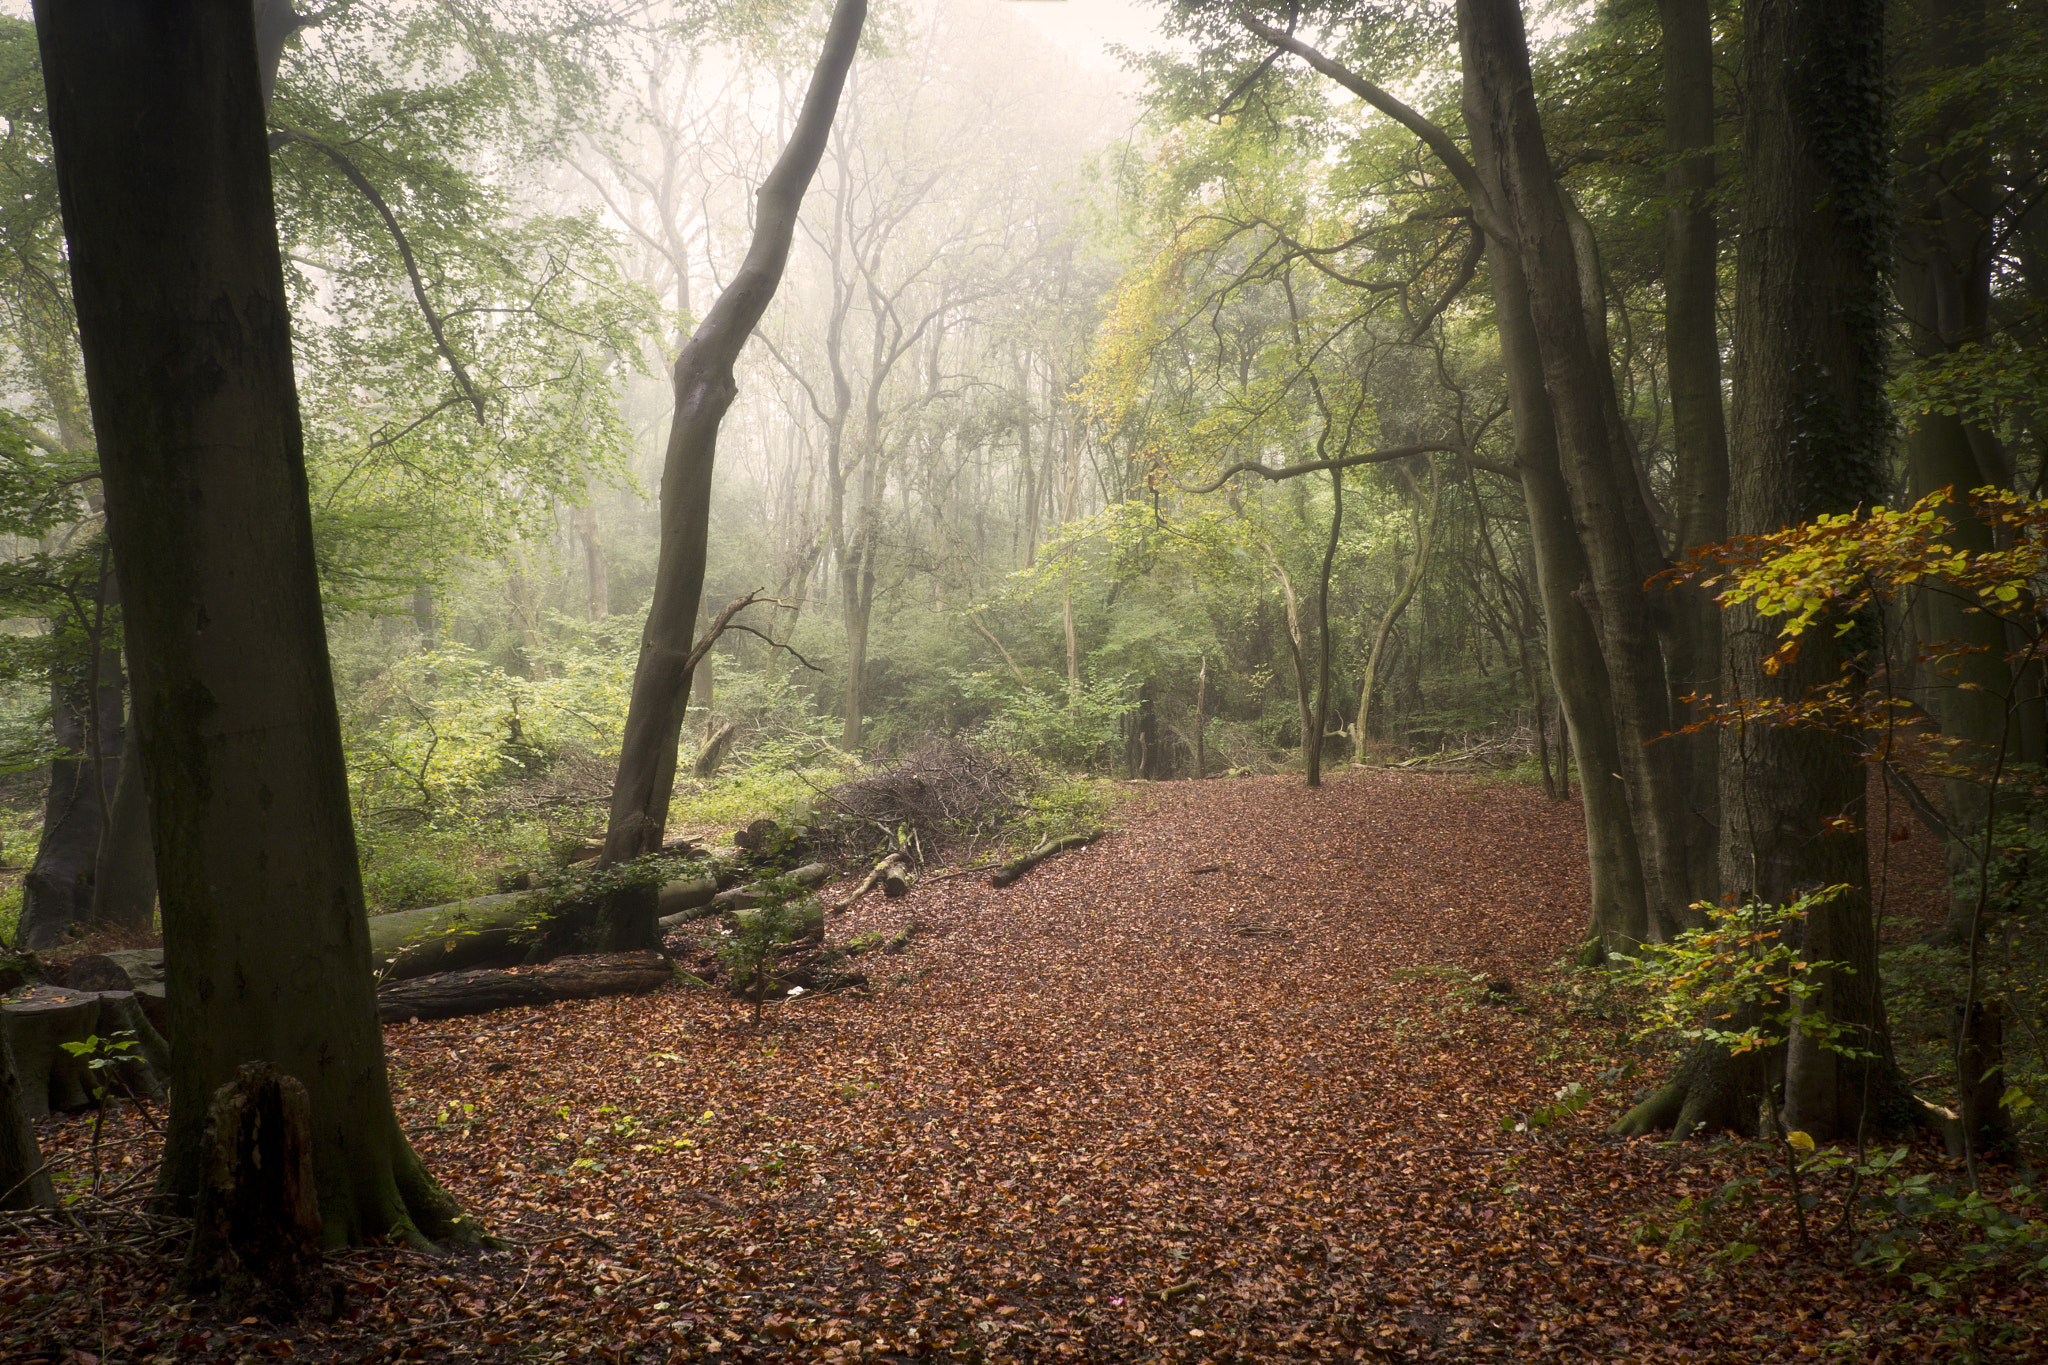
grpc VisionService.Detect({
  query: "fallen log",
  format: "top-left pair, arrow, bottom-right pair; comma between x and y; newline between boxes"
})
830,853 -> 904,915
368,893 -> 535,981
377,952 -> 674,1024
659,861 -> 833,932
881,861 -> 917,898
989,832 -> 1101,889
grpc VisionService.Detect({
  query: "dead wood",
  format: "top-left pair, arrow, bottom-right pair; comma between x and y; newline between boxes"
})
830,853 -> 905,915
377,953 -> 673,1024
180,1062 -> 325,1321
989,832 -> 1101,889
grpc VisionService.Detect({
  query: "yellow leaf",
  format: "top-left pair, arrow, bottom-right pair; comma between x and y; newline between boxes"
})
1786,1130 -> 1816,1151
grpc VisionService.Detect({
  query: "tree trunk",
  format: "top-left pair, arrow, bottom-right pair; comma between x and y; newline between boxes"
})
16,578 -> 125,951
1,1019 -> 53,1209
1895,0 -> 2028,944
1658,0 -> 1731,907
35,0 -> 474,1245
601,0 -> 867,879
92,691 -> 157,934
1462,0 -> 1699,943
1624,0 -> 1910,1140
1354,466 -> 1441,750
573,501 -> 609,622
377,953 -> 673,1025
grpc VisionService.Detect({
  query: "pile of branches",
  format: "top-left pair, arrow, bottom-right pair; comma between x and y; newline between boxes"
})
808,737 -> 1036,866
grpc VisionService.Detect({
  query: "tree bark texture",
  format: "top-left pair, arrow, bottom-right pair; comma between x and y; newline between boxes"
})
377,953 -> 673,1025
1657,0 -> 1731,906
602,0 -> 866,876
180,1063 -> 325,1321
1723,0 -> 1904,1140
34,0 -> 473,1245
1461,0 -> 1699,942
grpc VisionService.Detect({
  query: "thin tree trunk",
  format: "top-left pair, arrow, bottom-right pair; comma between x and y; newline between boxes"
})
1354,466 -> 1440,747
601,0 -> 867,887
35,0 -> 474,1242
1264,546 -> 1316,766
574,502 -> 608,622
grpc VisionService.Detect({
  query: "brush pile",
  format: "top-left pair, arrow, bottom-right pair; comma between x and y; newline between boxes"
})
808,737 -> 1035,866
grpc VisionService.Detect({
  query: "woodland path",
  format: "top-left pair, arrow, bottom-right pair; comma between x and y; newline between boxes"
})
4,770 -> 2026,1363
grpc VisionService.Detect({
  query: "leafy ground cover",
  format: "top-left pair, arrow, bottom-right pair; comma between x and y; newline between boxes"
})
4,770 -> 2043,1362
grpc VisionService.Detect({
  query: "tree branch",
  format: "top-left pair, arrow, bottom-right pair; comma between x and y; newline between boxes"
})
1172,442 -> 1464,495
270,128 -> 488,424
1234,10 -> 1504,238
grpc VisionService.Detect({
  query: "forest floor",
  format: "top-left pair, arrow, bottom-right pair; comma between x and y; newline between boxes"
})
5,769 -> 2045,1363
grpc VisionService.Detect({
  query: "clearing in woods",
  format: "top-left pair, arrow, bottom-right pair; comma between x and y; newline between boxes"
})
5,769 -> 2038,1362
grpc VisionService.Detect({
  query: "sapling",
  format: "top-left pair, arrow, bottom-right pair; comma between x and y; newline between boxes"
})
715,873 -> 817,1026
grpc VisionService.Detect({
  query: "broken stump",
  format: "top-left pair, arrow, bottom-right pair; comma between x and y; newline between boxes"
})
181,1062 -> 325,1321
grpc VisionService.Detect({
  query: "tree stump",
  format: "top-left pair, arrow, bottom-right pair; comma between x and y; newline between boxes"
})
1,1020 -> 53,1209
0,985 -> 171,1117
180,1063 -> 325,1321
1955,1000 -> 2009,1155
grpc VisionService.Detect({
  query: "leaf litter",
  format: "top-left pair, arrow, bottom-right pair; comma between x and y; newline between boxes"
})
4,769 -> 2042,1362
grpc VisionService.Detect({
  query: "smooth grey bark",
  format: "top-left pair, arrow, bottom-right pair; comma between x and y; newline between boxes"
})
1461,0 -> 1698,943
1657,0 -> 1730,905
600,0 -> 867,900
35,0 -> 473,1244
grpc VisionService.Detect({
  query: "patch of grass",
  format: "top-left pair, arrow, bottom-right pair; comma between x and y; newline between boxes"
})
670,745 -> 856,836
357,817 -> 554,914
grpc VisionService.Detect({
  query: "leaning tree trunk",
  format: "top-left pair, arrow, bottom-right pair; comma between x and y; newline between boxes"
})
1229,8 -> 1654,948
1463,0 -> 1699,944
601,0 -> 868,911
35,0 -> 474,1244
1461,91 -> 1651,951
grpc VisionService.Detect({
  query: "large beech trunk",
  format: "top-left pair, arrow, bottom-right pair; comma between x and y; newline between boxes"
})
602,0 -> 866,906
1657,0 -> 1730,905
35,0 -> 473,1245
1462,0 -> 1699,943
1622,0 -> 1909,1141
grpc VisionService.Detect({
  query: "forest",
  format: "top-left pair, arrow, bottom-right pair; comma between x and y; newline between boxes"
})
3,0 -> 2048,1359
